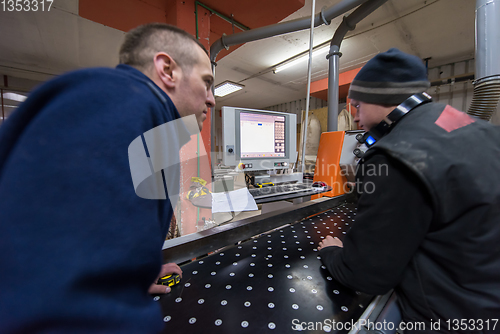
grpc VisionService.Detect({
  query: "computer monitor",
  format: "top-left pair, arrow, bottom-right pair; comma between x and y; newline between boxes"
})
221,106 -> 297,172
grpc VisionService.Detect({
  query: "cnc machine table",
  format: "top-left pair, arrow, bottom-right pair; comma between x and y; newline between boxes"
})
157,202 -> 371,333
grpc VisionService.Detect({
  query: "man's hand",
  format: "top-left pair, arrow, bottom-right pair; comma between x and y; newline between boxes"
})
318,235 -> 343,251
148,263 -> 183,294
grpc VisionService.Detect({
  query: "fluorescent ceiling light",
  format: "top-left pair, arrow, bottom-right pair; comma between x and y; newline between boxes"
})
274,45 -> 330,73
3,92 -> 27,102
214,81 -> 244,97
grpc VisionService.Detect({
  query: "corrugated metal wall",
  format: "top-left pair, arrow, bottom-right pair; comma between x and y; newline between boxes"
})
426,59 -> 475,112
427,59 -> 499,125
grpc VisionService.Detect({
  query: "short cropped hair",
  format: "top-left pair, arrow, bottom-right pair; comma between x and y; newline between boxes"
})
119,23 -> 208,73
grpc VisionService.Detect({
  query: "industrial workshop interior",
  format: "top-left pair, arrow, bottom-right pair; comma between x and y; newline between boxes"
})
1,0 -> 500,333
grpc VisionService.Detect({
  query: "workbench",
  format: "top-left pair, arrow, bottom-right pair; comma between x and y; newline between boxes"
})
159,195 -> 399,333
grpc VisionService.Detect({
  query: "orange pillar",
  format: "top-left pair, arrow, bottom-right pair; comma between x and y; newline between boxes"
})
196,3 -> 212,170
177,3 -> 212,235
170,0 -> 196,35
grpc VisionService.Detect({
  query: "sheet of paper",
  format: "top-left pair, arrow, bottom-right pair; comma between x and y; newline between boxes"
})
211,187 -> 258,213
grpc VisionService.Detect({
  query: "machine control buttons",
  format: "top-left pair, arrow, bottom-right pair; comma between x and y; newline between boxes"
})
353,148 -> 365,158
238,163 -> 253,169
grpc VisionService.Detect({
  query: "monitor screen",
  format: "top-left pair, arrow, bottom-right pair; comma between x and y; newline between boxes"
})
240,112 -> 285,158
221,107 -> 297,171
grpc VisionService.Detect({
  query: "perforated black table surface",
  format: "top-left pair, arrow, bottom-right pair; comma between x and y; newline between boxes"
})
157,202 -> 372,333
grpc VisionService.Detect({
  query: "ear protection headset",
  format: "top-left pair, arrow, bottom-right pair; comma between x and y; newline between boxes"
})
361,92 -> 433,147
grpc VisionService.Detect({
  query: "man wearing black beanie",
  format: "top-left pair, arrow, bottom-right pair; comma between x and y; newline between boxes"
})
318,48 -> 500,332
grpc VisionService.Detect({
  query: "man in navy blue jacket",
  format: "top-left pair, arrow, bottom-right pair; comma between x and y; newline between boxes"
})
0,23 -> 215,333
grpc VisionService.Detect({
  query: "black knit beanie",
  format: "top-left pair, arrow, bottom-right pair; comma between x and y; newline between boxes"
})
348,48 -> 430,105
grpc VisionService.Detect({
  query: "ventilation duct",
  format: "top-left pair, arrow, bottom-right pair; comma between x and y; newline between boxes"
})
467,0 -> 500,121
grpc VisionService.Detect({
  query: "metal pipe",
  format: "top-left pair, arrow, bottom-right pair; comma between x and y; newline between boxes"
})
209,0 -> 371,166
327,46 -> 341,132
195,1 -> 250,32
327,0 -> 389,131
467,76 -> 500,120
300,0 -> 317,174
475,0 -> 500,79
209,0 -> 369,64
467,0 -> 500,121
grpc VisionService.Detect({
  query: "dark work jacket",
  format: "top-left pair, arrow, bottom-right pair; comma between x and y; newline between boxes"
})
321,102 -> 500,330
0,65 -> 186,333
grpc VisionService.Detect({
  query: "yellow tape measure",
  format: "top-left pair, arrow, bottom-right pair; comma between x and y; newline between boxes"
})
157,274 -> 181,287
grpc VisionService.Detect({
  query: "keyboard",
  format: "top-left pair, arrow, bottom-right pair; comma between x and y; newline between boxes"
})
248,183 -> 316,200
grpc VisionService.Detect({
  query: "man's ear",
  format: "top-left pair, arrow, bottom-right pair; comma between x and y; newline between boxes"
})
153,52 -> 180,89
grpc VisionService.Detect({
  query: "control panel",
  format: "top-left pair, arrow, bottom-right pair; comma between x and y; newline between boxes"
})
339,130 -> 368,182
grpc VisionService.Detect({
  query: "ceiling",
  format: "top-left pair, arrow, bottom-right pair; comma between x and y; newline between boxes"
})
0,0 -> 476,110
214,0 -> 476,109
